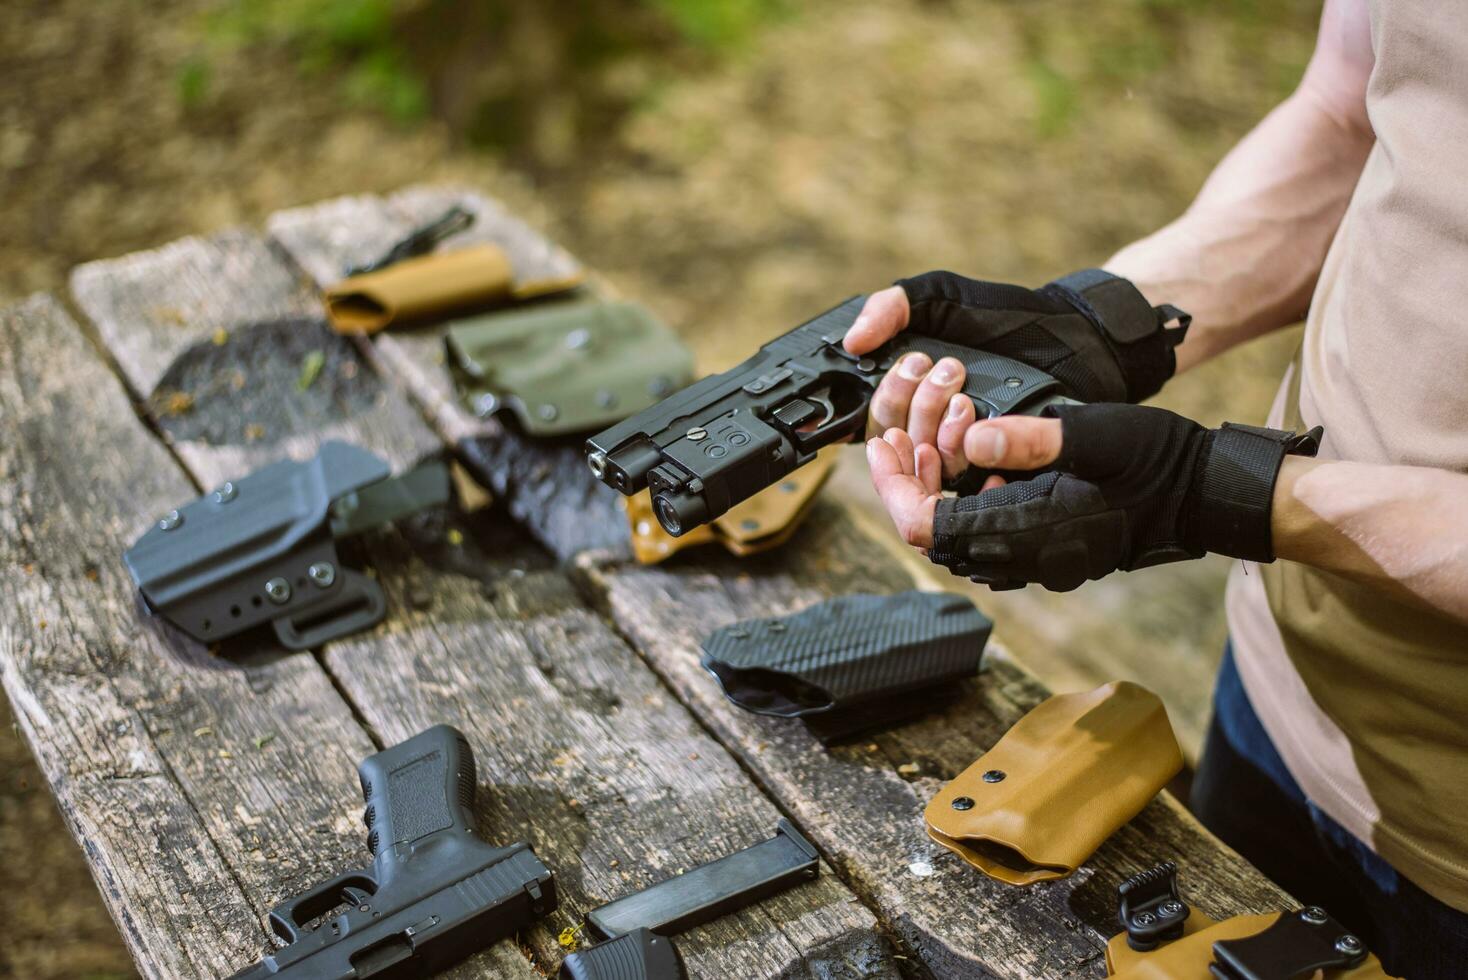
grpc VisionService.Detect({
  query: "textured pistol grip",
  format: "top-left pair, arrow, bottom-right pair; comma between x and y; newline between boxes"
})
357,724 -> 478,883
889,335 -> 1071,418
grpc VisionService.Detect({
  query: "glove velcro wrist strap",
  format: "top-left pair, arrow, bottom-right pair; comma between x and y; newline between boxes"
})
1194,423 -> 1323,562
1045,269 -> 1191,402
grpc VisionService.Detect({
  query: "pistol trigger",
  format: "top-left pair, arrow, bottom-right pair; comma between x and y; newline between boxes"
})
342,885 -> 373,907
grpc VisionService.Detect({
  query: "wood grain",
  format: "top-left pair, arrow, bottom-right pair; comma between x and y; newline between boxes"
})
71,224 -> 898,977
0,296 -> 542,980
71,231 -> 442,480
582,499 -> 1294,978
327,519 -> 897,977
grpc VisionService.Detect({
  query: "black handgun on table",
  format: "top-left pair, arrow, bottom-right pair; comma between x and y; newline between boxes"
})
227,725 -> 555,980
585,296 -> 1078,536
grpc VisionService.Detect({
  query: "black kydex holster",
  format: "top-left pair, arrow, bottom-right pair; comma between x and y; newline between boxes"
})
700,591 -> 992,743
123,440 -> 447,650
227,725 -> 556,980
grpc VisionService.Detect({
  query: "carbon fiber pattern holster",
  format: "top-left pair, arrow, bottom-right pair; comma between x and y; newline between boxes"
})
924,681 -> 1182,884
700,591 -> 990,742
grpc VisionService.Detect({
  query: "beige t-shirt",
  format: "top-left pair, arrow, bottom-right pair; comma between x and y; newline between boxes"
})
1227,0 -> 1468,911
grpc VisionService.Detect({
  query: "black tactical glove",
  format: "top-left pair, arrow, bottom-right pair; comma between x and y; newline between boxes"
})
928,403 -> 1323,592
896,269 -> 1191,405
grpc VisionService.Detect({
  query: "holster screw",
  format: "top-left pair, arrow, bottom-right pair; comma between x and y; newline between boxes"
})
951,796 -> 975,811
982,769 -> 1007,783
159,510 -> 183,531
308,562 -> 336,588
265,577 -> 292,604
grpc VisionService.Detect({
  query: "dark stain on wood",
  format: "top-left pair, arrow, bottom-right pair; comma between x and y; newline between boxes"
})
148,316 -> 384,448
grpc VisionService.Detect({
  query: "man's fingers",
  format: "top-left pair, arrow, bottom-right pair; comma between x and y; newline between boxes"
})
936,393 -> 977,480
866,437 -> 937,550
963,416 -> 1064,471
906,357 -> 966,450
882,427 -> 917,476
915,443 -> 942,495
869,352 -> 931,435
843,285 -> 910,355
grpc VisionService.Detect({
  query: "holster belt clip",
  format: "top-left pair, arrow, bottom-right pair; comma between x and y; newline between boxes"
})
1118,861 -> 1190,951
123,440 -> 448,650
1210,906 -> 1368,980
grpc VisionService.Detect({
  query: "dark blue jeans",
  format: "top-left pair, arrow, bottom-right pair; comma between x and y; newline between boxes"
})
1192,648 -> 1468,979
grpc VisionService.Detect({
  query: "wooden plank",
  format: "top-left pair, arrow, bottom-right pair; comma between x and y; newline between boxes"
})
79,223 -> 899,977
70,230 -> 442,479
581,500 -> 1294,978
63,244 -> 540,978
326,537 -> 897,977
267,187 -> 629,562
0,296 -> 540,980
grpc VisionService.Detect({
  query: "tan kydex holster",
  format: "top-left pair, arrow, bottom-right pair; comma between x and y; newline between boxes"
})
1105,912 -> 1394,979
325,244 -> 583,334
623,450 -> 836,564
924,681 -> 1182,884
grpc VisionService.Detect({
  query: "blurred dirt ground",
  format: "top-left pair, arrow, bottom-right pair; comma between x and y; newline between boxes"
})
1,0 -> 1318,975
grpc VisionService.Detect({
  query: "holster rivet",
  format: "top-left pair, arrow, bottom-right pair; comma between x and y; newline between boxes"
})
1336,935 -> 1364,955
1301,906 -> 1329,925
308,562 -> 337,588
982,769 -> 1006,783
213,482 -> 237,504
951,796 -> 975,811
265,577 -> 292,604
159,510 -> 183,531
1004,377 -> 1023,388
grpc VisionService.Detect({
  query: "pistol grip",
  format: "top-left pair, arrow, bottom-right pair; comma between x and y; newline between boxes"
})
890,335 -> 1071,418
357,724 -> 479,884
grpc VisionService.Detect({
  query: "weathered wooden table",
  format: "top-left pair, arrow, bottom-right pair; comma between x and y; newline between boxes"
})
1,186 -> 1290,979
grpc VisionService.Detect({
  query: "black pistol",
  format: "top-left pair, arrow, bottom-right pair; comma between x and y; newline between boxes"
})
584,296 -> 1077,536
228,725 -> 556,980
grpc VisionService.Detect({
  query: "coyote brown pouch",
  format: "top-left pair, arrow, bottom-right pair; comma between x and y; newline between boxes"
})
325,244 -> 582,334
924,681 -> 1182,885
1107,911 -> 1394,979
624,450 -> 836,563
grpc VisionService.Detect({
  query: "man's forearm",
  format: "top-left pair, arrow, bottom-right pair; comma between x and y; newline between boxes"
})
1272,457 -> 1468,624
1104,0 -> 1376,373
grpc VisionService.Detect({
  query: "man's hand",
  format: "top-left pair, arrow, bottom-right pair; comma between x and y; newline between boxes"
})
844,270 -> 1189,481
868,403 -> 1321,591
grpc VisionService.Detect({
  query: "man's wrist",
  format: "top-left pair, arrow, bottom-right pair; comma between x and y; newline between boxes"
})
1269,455 -> 1327,564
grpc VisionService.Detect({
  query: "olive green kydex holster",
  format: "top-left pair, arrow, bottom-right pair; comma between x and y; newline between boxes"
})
924,680 -> 1182,885
325,244 -> 583,334
445,299 -> 694,437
